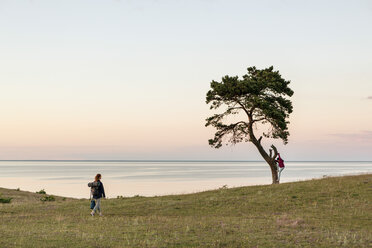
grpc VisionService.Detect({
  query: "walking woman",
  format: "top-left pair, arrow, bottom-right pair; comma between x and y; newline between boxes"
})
90,173 -> 105,216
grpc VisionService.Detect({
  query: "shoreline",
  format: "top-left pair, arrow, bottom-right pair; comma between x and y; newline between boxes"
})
1,160 -> 371,199
1,172 -> 371,200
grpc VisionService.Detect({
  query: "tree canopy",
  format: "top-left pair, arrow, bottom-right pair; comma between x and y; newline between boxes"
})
206,66 -> 294,148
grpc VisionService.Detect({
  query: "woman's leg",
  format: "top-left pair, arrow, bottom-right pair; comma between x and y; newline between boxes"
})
278,167 -> 284,181
276,164 -> 280,178
92,198 -> 101,214
96,198 -> 101,214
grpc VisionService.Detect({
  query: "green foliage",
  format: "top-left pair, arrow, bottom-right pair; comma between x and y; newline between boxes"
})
36,189 -> 46,194
16,188 -> 20,191
206,66 -> 294,148
0,194 -> 12,203
40,195 -> 55,202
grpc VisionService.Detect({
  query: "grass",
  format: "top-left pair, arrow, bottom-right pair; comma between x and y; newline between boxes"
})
0,174 -> 371,247
40,195 -> 56,202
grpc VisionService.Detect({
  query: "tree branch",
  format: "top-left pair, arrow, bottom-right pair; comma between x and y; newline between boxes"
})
215,121 -> 248,138
252,117 -> 266,123
270,145 -> 278,160
249,106 -> 255,116
236,100 -> 250,117
229,121 -> 246,128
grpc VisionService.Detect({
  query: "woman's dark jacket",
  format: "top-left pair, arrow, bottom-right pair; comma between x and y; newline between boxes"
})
93,180 -> 106,199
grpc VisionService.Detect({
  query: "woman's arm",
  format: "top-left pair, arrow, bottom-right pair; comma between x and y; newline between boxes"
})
101,183 -> 106,198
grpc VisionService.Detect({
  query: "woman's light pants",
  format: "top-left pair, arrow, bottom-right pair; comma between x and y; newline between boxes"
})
278,167 -> 284,181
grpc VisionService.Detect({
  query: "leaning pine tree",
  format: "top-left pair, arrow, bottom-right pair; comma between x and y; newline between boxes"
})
205,66 -> 294,184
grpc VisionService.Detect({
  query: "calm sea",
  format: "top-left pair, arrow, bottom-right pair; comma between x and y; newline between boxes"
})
0,160 -> 371,198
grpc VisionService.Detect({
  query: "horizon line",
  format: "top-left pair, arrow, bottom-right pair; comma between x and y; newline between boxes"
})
0,160 -> 371,162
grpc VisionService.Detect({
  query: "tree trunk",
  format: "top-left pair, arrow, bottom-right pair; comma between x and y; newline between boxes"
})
247,115 -> 280,184
269,161 -> 279,184
252,141 -> 279,184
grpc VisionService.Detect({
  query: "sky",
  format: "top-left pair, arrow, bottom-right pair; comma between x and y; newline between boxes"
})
0,0 -> 371,160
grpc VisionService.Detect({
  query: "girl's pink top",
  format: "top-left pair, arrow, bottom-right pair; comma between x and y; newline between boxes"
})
277,154 -> 285,168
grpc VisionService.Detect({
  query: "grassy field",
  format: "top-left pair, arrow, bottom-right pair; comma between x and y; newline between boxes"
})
0,174 -> 371,248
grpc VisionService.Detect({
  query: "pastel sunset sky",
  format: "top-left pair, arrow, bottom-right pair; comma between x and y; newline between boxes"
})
0,0 -> 371,160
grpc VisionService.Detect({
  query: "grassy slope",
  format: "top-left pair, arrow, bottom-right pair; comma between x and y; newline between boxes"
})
0,174 -> 371,248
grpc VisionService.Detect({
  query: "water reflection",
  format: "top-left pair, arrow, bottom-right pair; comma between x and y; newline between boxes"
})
0,161 -> 371,198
